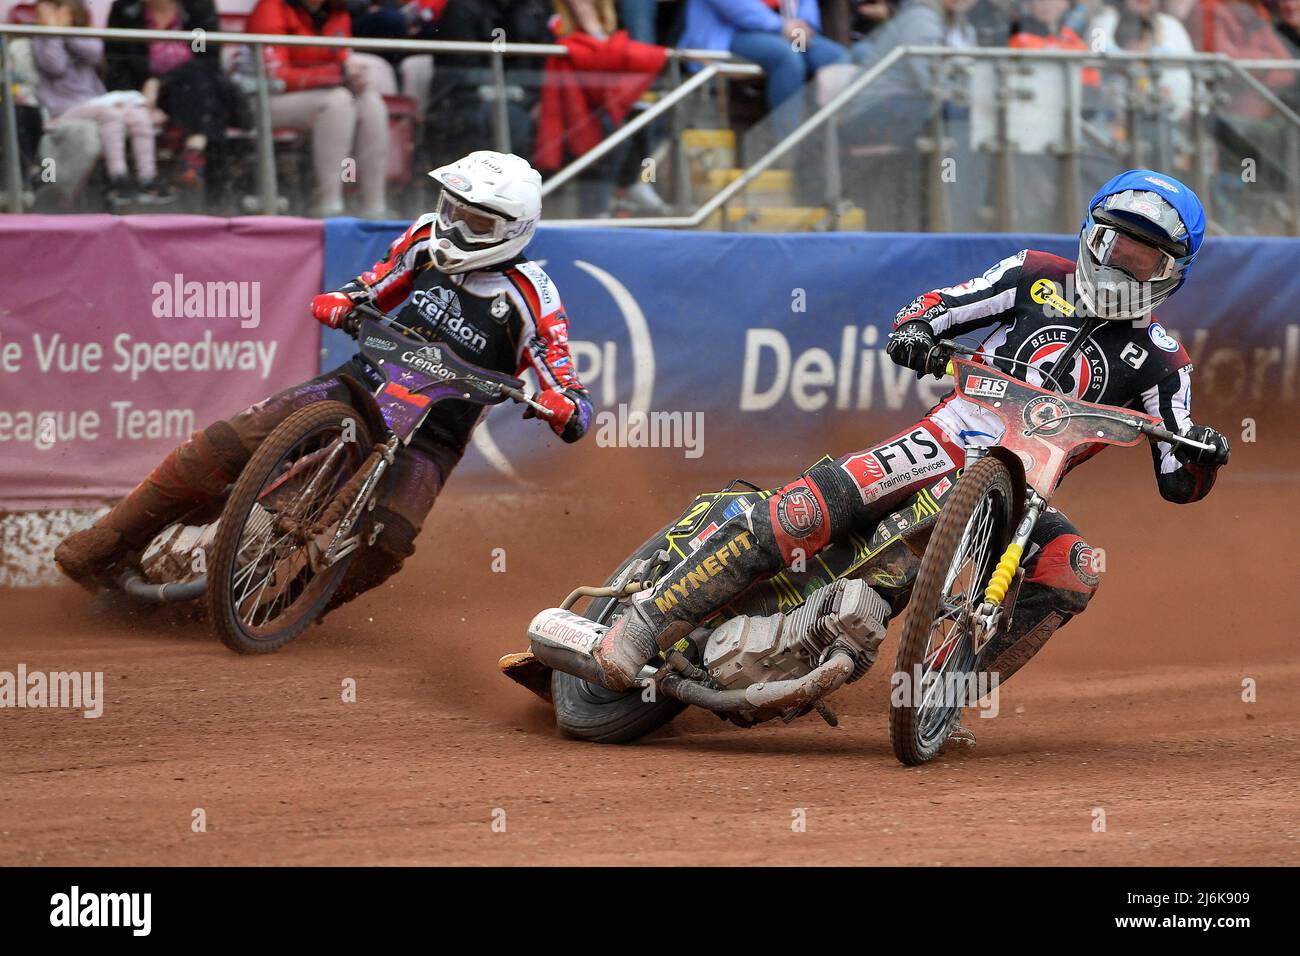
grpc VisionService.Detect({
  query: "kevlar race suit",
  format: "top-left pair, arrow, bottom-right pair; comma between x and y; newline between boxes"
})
592,248 -> 1227,690
55,214 -> 592,606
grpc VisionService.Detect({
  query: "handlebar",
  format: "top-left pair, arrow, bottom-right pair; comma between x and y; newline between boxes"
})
343,302 -> 552,419
936,339 -> 1215,453
500,385 -> 554,420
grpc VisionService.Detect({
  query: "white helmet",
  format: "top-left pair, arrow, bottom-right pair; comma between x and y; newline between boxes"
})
427,151 -> 542,274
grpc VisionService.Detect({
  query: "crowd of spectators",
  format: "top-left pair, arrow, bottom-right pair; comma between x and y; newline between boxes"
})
0,0 -> 1298,221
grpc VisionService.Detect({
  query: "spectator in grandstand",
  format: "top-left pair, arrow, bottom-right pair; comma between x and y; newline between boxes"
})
247,0 -> 391,216
348,0 -> 445,67
1062,0 -> 1105,38
842,0 -> 982,230
31,0 -> 176,207
851,0 -> 980,86
0,37 -> 43,205
1275,0 -> 1300,109
104,0 -> 250,195
536,0 -> 672,216
1091,0 -> 1195,118
850,0 -> 894,54
619,0 -> 660,42
422,0 -> 552,168
1010,0 -> 1091,51
963,0 -> 1014,45
557,0 -> 616,37
679,0 -> 850,117
1188,0 -> 1291,117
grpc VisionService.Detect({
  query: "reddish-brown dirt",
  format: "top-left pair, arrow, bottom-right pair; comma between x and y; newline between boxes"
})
2,437 -> 1297,866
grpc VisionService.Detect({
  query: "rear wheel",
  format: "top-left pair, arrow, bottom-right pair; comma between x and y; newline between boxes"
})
889,456 -> 1013,765
208,401 -> 373,654
551,529 -> 686,744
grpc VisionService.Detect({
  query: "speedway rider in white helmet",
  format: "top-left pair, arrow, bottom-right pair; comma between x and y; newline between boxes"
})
57,151 -> 592,608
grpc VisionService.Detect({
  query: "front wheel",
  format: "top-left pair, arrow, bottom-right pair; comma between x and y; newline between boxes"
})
889,456 -> 1013,765
208,401 -> 373,654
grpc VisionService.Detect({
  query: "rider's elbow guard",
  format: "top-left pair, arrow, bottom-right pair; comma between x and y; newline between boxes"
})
1157,462 -> 1218,504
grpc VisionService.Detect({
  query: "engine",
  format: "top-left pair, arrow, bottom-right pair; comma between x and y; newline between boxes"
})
701,577 -> 891,689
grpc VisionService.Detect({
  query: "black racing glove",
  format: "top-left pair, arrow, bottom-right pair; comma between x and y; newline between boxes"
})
1175,424 -> 1230,468
886,320 -> 947,378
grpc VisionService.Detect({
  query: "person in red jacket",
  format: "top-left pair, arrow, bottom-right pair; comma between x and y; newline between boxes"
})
247,0 -> 390,216
1009,0 -> 1099,86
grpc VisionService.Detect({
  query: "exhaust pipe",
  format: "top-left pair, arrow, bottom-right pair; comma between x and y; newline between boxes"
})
659,650 -> 857,715
528,606 -> 858,715
118,572 -> 208,604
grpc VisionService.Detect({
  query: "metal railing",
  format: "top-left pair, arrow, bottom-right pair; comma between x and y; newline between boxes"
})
0,22 -> 751,215
545,46 -> 1300,233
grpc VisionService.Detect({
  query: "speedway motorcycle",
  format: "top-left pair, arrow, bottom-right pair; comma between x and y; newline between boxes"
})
112,303 -> 549,654
501,339 -> 1215,765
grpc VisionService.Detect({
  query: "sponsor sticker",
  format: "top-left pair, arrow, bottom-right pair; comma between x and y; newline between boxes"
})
840,428 -> 956,505
1070,540 -> 1101,587
1143,175 -> 1179,193
1014,325 -> 1109,400
442,172 -> 473,191
362,335 -> 398,352
655,532 -> 755,615
964,374 -> 1009,399
1022,395 -> 1070,436
932,475 -> 952,499
689,521 -> 720,551
1149,322 -> 1180,352
1029,279 -> 1076,317
776,488 -> 822,539
722,496 -> 751,521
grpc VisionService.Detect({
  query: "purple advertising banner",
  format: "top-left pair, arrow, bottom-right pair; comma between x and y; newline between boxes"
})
0,215 -> 324,509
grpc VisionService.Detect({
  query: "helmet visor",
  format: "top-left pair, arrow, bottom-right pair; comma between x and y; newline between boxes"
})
1086,224 -> 1176,282
435,193 -> 507,246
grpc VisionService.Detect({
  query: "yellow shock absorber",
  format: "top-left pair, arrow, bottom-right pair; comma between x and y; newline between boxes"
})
984,542 -> 1024,606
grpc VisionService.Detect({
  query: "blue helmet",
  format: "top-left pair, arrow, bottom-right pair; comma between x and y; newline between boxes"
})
1077,169 -> 1205,320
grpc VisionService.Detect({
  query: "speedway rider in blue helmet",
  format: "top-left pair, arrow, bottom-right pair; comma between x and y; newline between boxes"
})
592,169 -> 1232,697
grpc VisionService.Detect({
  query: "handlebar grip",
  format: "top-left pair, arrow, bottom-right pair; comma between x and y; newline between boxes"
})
1141,422 -> 1215,453
500,385 -> 554,419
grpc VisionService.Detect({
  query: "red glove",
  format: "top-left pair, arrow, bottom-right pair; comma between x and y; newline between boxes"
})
311,291 -> 358,329
530,388 -> 576,436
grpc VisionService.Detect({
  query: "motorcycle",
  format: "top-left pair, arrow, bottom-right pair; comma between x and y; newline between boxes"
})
111,303 -> 549,654
500,339 -> 1215,764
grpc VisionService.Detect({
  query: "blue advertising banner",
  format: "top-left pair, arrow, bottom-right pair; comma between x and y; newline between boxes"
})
322,222 -> 1300,481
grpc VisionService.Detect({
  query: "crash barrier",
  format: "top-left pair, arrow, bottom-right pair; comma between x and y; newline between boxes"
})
2,214 -> 1298,582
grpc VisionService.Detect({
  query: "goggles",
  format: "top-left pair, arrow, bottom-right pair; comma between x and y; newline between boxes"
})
1085,224 -> 1177,282
434,192 -> 526,247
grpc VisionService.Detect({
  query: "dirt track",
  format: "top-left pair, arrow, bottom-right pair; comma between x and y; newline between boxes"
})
2,440 -> 1298,867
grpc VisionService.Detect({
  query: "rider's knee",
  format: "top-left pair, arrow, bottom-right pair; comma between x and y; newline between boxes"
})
766,461 -> 857,566
764,457 -> 857,564
152,421 -> 247,498
1025,533 -> 1101,613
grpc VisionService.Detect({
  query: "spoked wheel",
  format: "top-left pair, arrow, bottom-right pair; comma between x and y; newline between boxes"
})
890,456 -> 1014,765
208,401 -> 373,654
